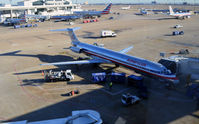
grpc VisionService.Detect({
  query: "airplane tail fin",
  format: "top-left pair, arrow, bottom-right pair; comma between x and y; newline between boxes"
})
22,11 -> 29,22
101,3 -> 112,14
50,27 -> 80,45
169,6 -> 174,15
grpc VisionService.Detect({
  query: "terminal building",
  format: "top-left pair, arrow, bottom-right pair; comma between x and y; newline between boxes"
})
0,0 -> 82,22
17,0 -> 74,7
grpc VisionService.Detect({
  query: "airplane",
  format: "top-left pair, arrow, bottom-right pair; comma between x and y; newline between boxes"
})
140,9 -> 148,15
135,9 -> 148,15
121,5 -> 131,10
3,17 -> 27,26
25,14 -> 50,21
74,3 -> 112,17
51,15 -> 82,22
41,27 -> 179,83
3,12 -> 51,26
169,6 -> 191,19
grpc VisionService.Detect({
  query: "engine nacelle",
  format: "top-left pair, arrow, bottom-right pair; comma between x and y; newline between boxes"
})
70,46 -> 81,53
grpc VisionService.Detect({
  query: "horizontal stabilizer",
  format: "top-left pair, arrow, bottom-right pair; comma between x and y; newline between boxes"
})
50,27 -> 80,32
50,27 -> 81,43
119,46 -> 133,54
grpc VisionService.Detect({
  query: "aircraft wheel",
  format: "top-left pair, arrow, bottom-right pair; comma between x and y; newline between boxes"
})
92,63 -> 99,68
115,64 -> 119,67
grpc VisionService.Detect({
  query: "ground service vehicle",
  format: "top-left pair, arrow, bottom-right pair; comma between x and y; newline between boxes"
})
121,93 -> 140,106
172,31 -> 184,35
173,24 -> 183,28
101,30 -> 117,37
44,70 -> 74,82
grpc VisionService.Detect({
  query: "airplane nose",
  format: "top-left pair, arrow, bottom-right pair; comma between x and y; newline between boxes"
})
173,78 -> 179,84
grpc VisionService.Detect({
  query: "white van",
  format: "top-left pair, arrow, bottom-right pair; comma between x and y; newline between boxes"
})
101,30 -> 117,37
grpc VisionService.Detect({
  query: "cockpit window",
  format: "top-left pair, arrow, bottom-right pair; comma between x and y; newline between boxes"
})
158,59 -> 177,74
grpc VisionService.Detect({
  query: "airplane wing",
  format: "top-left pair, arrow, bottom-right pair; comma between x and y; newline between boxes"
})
119,46 -> 133,54
40,59 -> 109,66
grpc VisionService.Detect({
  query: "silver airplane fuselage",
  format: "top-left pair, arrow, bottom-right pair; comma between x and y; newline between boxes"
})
72,41 -> 178,81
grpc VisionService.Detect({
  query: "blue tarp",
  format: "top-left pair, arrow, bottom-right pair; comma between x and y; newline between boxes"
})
92,72 -> 106,83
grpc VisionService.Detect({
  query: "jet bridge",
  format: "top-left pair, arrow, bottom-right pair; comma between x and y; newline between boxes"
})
2,110 -> 102,124
158,55 -> 199,81
158,58 -> 177,74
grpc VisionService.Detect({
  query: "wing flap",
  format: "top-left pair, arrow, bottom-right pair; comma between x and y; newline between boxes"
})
40,59 -> 107,66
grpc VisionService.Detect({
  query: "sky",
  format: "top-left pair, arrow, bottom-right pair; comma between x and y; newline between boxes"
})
0,0 -> 198,4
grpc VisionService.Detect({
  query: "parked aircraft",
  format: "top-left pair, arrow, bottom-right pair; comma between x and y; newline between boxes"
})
25,14 -> 50,21
135,9 -> 148,15
121,5 -> 131,10
169,6 -> 191,19
3,12 -> 49,25
41,27 -> 179,83
51,15 -> 82,22
3,18 -> 27,25
74,3 -> 112,17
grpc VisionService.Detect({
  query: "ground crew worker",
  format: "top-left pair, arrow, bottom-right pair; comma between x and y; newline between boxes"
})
71,90 -> 75,96
186,74 -> 191,87
109,82 -> 113,91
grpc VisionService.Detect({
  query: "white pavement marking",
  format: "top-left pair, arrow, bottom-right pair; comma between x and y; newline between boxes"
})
45,87 -> 66,91
36,85 -> 44,90
100,87 -> 132,96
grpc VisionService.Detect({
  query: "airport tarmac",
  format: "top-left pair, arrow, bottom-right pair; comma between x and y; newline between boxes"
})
0,5 -> 199,124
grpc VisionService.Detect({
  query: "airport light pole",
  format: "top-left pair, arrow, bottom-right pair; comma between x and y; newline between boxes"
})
194,0 -> 196,11
9,0 -> 13,18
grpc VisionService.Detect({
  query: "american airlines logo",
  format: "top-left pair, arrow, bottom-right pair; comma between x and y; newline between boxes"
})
127,59 -> 146,66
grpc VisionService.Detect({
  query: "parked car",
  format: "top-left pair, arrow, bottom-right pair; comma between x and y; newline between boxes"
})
172,31 -> 184,35
109,17 -> 114,20
173,24 -> 183,28
121,93 -> 140,106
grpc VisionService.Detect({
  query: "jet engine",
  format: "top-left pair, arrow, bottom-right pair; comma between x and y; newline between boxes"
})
70,46 -> 81,53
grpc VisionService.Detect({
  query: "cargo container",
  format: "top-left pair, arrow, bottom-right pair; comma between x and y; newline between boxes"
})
92,72 -> 106,83
14,25 -> 20,29
127,75 -> 143,87
110,72 -> 126,83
